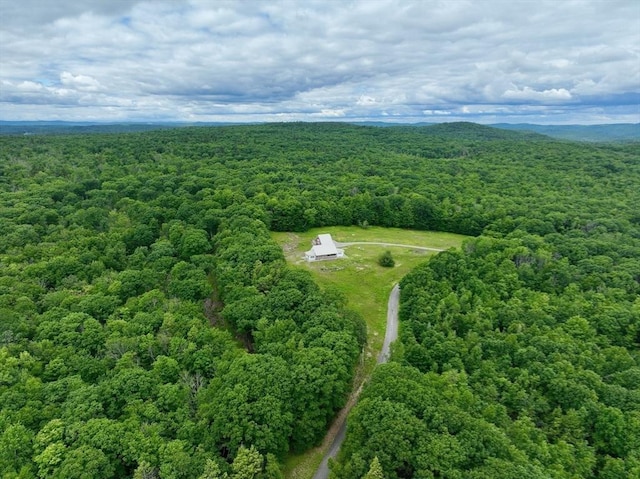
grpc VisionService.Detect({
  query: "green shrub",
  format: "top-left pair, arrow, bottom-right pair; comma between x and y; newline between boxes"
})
377,251 -> 395,268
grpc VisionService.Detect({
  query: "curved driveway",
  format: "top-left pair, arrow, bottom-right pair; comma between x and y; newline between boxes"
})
312,283 -> 400,479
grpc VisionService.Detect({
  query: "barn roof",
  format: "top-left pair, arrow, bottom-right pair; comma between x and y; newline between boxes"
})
312,234 -> 338,256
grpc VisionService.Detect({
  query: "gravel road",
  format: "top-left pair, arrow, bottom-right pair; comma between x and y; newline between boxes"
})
378,283 -> 399,364
312,283 -> 400,479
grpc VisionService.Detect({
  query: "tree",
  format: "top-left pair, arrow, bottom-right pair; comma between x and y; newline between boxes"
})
0,423 -> 34,476
158,439 -> 202,479
200,354 -> 293,458
133,460 -> 159,479
33,442 -> 66,479
52,445 -> 115,479
231,445 -> 263,479
378,250 -> 395,268
199,458 -> 229,479
264,454 -> 283,479
179,228 -> 211,260
363,456 -> 384,479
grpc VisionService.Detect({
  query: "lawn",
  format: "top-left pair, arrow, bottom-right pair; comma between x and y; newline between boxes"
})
272,226 -> 468,479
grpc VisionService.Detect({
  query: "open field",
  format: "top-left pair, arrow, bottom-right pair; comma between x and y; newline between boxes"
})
274,226 -> 468,374
272,226 -> 468,478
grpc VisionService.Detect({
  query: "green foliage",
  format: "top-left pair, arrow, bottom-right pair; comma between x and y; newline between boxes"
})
0,422 -> 34,476
335,232 -> 640,478
0,123 -> 638,479
377,250 -> 395,267
231,445 -> 263,479
363,456 -> 384,479
199,459 -> 229,479
208,216 -> 363,456
264,454 -> 284,479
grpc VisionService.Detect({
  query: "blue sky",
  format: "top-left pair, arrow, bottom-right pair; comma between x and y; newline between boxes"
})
1,0 -> 639,124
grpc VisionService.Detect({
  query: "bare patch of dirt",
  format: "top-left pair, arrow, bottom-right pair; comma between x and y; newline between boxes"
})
280,233 -> 300,254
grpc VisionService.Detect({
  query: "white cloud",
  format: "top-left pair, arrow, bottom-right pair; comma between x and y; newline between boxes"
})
0,0 -> 638,123
312,109 -> 346,118
356,96 -> 377,106
60,72 -> 103,92
503,86 -> 573,102
423,109 -> 451,115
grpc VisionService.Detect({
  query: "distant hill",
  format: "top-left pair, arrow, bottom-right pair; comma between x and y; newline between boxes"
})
492,123 -> 640,142
0,121 -> 244,136
356,121 -> 640,142
2,120 -> 637,142
0,121 -> 183,135
416,121 -> 549,141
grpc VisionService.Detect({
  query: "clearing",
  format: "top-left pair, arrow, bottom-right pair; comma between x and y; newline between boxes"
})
271,226 -> 468,479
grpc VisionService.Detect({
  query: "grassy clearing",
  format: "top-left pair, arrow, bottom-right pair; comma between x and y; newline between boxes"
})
273,226 -> 468,479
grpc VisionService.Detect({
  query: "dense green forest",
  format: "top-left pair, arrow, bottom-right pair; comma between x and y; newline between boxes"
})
2,121 -> 638,143
0,123 -> 638,478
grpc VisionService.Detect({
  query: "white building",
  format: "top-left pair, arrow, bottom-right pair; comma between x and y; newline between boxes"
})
305,234 -> 344,262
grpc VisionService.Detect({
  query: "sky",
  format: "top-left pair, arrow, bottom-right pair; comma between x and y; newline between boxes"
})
1,0 -> 639,124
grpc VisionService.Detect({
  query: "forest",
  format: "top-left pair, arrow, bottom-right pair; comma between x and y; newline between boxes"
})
0,122 -> 639,478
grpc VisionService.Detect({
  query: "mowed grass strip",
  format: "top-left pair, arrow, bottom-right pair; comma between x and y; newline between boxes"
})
272,226 -> 468,479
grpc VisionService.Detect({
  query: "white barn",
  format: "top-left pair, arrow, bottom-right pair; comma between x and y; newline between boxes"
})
305,234 -> 344,262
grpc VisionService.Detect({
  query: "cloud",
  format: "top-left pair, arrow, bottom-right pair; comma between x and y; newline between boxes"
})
0,0 -> 638,123
60,72 -> 104,92
503,86 -> 573,103
423,110 -> 451,116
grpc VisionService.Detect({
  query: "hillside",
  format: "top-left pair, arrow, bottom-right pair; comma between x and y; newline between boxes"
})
417,122 -> 550,141
3,120 -> 638,143
493,123 -> 640,142
0,121 -> 247,136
